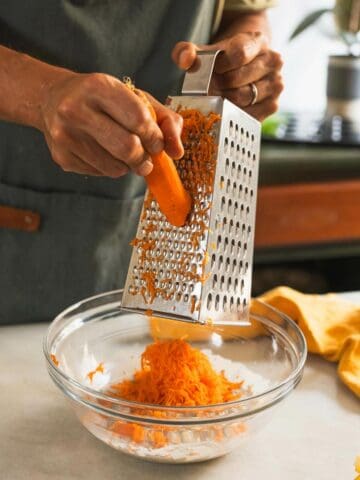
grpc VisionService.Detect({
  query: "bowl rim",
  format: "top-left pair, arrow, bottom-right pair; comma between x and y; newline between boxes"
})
44,289 -> 307,414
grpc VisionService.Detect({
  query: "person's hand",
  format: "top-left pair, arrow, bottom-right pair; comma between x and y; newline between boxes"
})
40,72 -> 184,177
172,32 -> 283,122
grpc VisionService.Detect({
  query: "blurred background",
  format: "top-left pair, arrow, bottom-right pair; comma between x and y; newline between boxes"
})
252,0 -> 360,295
269,0 -> 343,114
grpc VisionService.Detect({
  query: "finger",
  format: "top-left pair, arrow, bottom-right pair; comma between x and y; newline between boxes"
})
66,131 -> 134,178
220,50 -> 283,89
74,107 -> 153,175
243,97 -> 279,122
213,32 -> 268,74
81,73 -> 164,155
146,93 -> 184,159
51,147 -> 103,176
171,41 -> 198,70
224,73 -> 284,108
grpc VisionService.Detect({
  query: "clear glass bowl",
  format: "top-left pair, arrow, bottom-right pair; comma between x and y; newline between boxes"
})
44,290 -> 306,464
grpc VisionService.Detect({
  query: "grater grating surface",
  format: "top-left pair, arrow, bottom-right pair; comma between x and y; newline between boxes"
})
122,52 -> 261,324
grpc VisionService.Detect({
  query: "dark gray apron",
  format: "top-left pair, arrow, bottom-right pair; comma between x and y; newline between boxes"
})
0,0 -> 216,324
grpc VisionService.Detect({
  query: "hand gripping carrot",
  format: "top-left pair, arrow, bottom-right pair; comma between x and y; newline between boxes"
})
132,88 -> 192,227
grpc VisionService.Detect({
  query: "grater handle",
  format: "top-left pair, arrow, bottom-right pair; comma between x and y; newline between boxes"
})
181,50 -> 222,96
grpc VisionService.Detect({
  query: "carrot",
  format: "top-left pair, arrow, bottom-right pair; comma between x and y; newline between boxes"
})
133,87 -> 192,227
128,106 -> 220,305
109,339 -> 243,406
86,362 -> 104,383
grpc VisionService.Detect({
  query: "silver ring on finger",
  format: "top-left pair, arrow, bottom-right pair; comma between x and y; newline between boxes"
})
249,82 -> 258,106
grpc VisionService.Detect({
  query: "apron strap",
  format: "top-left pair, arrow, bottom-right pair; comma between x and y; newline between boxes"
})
0,205 -> 41,232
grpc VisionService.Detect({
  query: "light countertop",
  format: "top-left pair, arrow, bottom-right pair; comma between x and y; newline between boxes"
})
1,292 -> 359,480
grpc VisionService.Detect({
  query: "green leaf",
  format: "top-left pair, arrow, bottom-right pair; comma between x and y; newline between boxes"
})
289,9 -> 332,41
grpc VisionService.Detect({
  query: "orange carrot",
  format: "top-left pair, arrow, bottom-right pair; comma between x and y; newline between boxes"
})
109,339 -> 243,407
86,362 -> 104,383
50,354 -> 59,367
134,88 -> 192,227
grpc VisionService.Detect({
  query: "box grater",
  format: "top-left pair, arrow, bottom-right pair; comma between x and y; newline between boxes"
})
122,51 -> 261,324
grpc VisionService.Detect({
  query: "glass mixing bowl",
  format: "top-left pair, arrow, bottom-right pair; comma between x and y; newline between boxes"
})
44,290 -> 306,463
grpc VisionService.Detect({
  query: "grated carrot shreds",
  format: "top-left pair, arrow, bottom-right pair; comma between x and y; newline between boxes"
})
87,362 -> 104,383
109,339 -> 243,407
50,354 -> 59,367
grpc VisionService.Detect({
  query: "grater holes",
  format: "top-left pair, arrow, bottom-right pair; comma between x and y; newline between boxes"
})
227,277 -> 232,290
225,257 -> 231,272
183,294 -> 189,303
237,164 -> 242,180
239,260 -> 243,274
236,297 -> 241,311
222,295 -> 228,310
220,275 -> 225,289
231,160 -> 236,175
207,293 -> 213,309
232,259 -> 237,273
215,294 -> 220,311
229,120 -> 234,136
218,255 -> 224,269
230,296 -> 235,312
220,175 -> 225,189
252,153 -> 256,162
225,158 -> 230,174
229,219 -> 234,234
224,137 -> 229,153
251,133 -> 255,142
217,234 -> 222,248
212,274 -> 218,289
226,179 -> 231,193
211,253 -> 216,267
221,196 -> 226,212
241,279 -> 245,294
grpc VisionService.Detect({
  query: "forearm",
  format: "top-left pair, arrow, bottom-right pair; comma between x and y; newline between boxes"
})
0,46 -> 72,131
215,10 -> 271,42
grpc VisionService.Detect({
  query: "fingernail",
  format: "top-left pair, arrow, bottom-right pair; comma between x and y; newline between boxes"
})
137,159 -> 153,176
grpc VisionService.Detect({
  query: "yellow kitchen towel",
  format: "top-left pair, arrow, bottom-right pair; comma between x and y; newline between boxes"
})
260,286 -> 360,398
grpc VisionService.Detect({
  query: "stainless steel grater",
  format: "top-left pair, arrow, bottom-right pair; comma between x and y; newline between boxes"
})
122,51 -> 261,324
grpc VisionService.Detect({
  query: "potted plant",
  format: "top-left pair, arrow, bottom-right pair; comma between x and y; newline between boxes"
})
291,0 -> 360,140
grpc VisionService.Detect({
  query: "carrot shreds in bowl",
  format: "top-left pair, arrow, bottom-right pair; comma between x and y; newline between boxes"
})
109,339 -> 243,407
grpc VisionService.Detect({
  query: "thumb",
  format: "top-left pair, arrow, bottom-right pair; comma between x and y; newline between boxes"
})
171,41 -> 200,70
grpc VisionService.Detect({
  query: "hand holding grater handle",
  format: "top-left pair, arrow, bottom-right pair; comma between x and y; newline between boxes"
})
181,50 -> 222,96
122,51 -> 261,325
